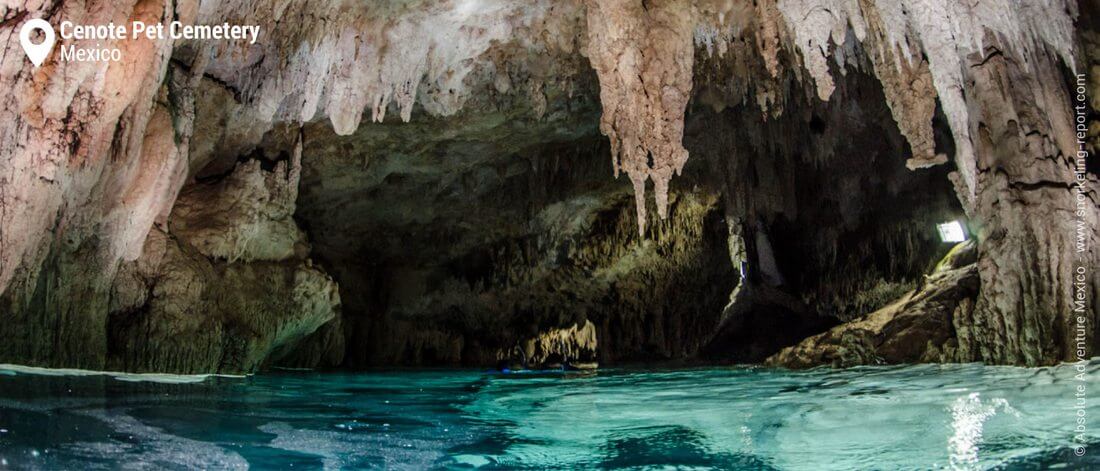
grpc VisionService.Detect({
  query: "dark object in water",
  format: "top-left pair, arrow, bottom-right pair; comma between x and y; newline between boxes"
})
490,361 -> 598,376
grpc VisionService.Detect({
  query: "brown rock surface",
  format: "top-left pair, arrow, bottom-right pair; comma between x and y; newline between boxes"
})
767,242 -> 980,368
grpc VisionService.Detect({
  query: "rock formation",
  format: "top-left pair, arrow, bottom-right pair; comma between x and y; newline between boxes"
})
0,0 -> 1096,372
497,320 -> 599,370
107,140 -> 340,374
584,0 -> 694,235
767,241 -> 980,368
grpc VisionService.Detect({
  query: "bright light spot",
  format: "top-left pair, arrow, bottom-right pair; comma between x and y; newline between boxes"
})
947,393 -> 1019,470
937,220 -> 967,243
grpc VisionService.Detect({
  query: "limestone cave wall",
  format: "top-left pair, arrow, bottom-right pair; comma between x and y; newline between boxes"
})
0,0 -> 1096,373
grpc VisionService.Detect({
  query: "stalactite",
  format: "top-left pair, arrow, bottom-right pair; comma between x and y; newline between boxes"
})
773,0 -> 1078,206
583,0 -> 695,236
189,0 -> 583,136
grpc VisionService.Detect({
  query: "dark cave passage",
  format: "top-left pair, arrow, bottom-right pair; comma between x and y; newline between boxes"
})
273,65 -> 967,370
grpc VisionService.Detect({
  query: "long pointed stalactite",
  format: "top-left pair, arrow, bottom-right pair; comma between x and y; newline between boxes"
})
584,0 -> 695,236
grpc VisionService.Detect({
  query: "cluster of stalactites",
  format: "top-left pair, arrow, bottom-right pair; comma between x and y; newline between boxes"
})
774,0 -> 1078,206
186,0 -> 1079,235
191,0 -> 565,135
584,0 -> 696,236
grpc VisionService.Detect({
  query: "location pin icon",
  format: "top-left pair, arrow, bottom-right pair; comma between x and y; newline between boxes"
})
20,19 -> 55,68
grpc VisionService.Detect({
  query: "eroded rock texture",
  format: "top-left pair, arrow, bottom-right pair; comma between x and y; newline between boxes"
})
0,0 -> 186,369
107,146 -> 340,374
497,320 -> 598,370
0,0 -> 1096,372
108,228 -> 339,374
584,0 -> 694,235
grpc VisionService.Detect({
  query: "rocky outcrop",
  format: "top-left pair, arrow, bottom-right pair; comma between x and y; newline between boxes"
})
171,156 -> 307,263
0,0 -> 346,373
106,139 -> 340,374
496,320 -> 599,370
107,228 -> 339,374
767,242 -> 980,368
0,0 -> 186,369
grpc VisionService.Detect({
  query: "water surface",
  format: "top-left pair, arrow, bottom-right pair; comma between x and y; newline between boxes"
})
1,361 -> 1097,469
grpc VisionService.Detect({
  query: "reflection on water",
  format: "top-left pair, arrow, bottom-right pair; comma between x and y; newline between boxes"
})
0,361 -> 1097,469
947,393 -> 1019,469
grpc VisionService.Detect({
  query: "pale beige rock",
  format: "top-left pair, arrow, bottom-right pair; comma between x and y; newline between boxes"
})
171,141 -> 306,262
498,320 -> 598,369
583,0 -> 694,235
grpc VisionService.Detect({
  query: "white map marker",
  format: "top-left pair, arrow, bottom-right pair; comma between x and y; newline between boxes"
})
20,19 -> 55,67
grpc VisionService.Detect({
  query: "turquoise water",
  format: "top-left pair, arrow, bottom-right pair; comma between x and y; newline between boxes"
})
0,362 -> 1098,470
